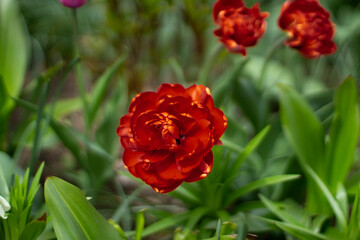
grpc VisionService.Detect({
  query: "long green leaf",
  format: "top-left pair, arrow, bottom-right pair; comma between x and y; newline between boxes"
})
88,54 -> 127,125
304,164 -> 347,232
259,194 -> 304,227
45,177 -> 121,240
135,210 -> 145,240
30,82 -> 49,175
0,0 -> 28,115
275,221 -> 327,240
255,216 -> 327,240
325,76 -> 359,189
183,207 -> 209,236
0,151 -> 16,198
19,219 -> 46,240
347,185 -> 360,239
225,174 -> 300,206
212,58 -> 249,106
278,84 -> 326,213
169,58 -> 186,85
278,84 -> 325,176
0,76 -> 7,113
28,162 -> 45,207
140,212 -> 188,237
226,125 -> 271,181
233,79 -> 269,132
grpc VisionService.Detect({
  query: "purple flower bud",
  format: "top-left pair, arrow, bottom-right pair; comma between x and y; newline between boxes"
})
59,0 -> 87,8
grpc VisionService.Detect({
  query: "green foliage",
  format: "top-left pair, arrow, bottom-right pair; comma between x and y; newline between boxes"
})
0,0 -> 28,115
44,177 -> 122,240
0,163 -> 45,240
265,77 -> 360,239
325,76 -> 360,189
1,0 -> 360,239
0,0 -> 28,146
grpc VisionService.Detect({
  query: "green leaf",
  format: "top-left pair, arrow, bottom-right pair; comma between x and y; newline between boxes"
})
19,218 -> 47,240
169,58 -> 186,85
278,84 -> 326,213
108,219 -> 127,240
44,177 -> 122,240
259,195 -> 305,227
233,78 -> 269,132
225,174 -> 300,207
212,58 -> 249,106
347,185 -> 360,239
0,76 -> 7,113
135,210 -> 145,240
88,54 -> 127,125
12,97 -> 113,176
183,207 -> 209,236
0,0 -> 28,115
197,44 -> 222,85
49,97 -> 82,119
30,82 -> 49,175
225,125 -> 271,181
112,186 -> 143,223
325,76 -> 359,189
255,215 -> 327,240
170,184 -> 202,206
140,212 -> 188,237
28,162 -> 45,205
311,215 -> 329,233
216,219 -> 222,240
278,83 -> 325,176
304,164 -> 347,232
275,221 -> 327,240
335,183 -> 348,221
0,151 -> 16,198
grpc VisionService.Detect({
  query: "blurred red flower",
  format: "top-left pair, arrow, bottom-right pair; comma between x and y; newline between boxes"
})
278,0 -> 337,58
59,0 -> 87,8
117,84 -> 227,193
213,0 -> 269,56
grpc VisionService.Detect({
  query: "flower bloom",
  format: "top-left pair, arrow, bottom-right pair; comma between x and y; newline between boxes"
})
59,0 -> 87,8
212,0 -> 269,56
278,0 -> 337,58
117,84 -> 227,193
0,195 -> 10,219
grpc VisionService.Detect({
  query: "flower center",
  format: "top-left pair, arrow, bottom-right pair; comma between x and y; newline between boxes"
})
147,112 -> 181,150
218,7 -> 264,45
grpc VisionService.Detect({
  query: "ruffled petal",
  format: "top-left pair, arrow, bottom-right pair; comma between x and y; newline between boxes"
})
184,151 -> 214,182
213,0 -> 245,23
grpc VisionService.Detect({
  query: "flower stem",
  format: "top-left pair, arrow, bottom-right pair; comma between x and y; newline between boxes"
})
197,43 -> 223,85
72,9 -> 89,133
257,37 -> 286,89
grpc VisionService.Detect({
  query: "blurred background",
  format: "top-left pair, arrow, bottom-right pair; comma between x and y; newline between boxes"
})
1,0 -> 360,239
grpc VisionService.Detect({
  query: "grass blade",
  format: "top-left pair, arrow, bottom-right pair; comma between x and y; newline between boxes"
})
135,209 -> 145,240
226,174 -> 300,207
347,185 -> 360,239
325,76 -> 359,189
88,53 -> 127,125
304,164 -> 347,232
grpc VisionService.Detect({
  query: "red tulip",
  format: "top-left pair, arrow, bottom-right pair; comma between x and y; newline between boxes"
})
278,0 -> 337,58
59,0 -> 87,8
117,84 -> 227,193
213,0 -> 269,56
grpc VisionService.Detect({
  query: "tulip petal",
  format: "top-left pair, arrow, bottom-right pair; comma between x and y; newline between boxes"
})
185,151 -> 214,182
277,0 -> 336,58
117,84 -> 227,193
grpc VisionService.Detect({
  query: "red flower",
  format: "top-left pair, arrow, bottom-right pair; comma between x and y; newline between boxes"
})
117,84 -> 227,193
59,0 -> 87,8
278,0 -> 337,58
213,0 -> 269,56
